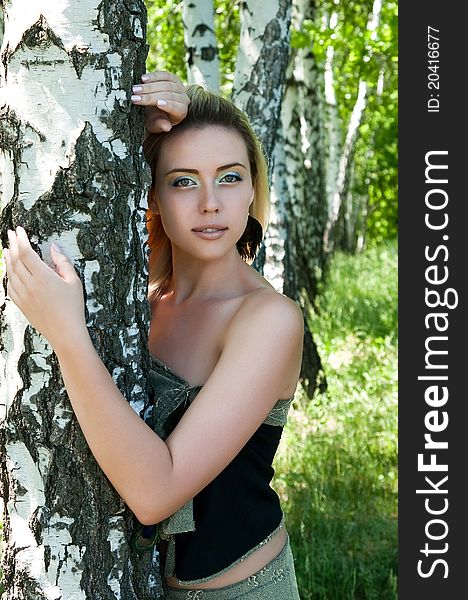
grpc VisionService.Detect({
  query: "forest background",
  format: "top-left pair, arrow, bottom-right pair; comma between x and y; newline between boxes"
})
144,0 -> 397,597
144,0 -> 398,597
1,0 -> 397,598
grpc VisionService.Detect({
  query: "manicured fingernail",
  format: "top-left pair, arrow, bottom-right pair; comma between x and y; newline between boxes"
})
141,74 -> 150,81
161,122 -> 171,131
131,95 -> 142,102
132,85 -> 143,93
51,242 -> 62,253
157,99 -> 167,107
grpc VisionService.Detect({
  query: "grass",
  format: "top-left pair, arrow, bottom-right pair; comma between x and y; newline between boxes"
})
273,239 -> 398,599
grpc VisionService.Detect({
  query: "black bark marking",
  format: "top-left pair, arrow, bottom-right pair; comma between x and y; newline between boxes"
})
192,23 -> 215,36
21,15 -> 65,54
201,45 -> 217,61
0,107 -> 25,245
69,45 -> 90,79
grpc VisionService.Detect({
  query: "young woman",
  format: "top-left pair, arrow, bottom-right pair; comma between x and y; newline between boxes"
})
4,72 -> 303,599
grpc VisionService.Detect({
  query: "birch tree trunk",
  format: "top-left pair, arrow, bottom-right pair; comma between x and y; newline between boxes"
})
267,0 -> 327,397
343,67 -> 386,253
323,0 -> 383,257
232,0 -> 326,397
321,10 -> 341,255
325,78 -> 367,254
0,2 -> 161,598
182,0 -> 219,91
232,0 -> 291,162
231,0 -> 291,289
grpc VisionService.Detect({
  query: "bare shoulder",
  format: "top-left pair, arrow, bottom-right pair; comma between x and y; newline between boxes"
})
219,287 -> 304,400
224,287 -> 304,348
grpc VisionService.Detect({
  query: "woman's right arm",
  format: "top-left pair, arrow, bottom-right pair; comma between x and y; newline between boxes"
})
5,229 -> 303,527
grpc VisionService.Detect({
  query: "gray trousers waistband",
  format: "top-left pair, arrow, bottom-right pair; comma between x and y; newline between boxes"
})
163,534 -> 301,599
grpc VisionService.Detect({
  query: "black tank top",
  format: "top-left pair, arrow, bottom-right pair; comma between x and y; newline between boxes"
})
146,354 -> 294,584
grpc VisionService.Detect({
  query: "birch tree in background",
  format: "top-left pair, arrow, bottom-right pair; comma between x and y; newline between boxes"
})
321,9 -> 341,254
0,1 -> 160,598
342,67 -> 386,252
183,0 -> 220,91
230,0 -> 325,396
268,0 -> 327,397
232,0 -> 291,161
322,0 -> 383,257
230,0 -> 291,292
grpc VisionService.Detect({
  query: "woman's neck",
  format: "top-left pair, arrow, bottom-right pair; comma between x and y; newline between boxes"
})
166,246 -> 248,305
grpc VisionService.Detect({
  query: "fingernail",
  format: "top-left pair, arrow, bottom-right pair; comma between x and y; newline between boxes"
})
141,74 -> 150,81
161,123 -> 171,131
157,99 -> 167,107
132,85 -> 143,93
51,242 -> 62,253
131,95 -> 142,102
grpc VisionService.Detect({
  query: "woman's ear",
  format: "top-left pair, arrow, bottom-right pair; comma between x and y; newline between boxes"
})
148,187 -> 160,215
249,187 -> 255,206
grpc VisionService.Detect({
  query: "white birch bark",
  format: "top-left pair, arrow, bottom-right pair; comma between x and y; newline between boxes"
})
182,0 -> 219,91
0,6 -> 3,61
230,0 -> 291,288
322,10 -> 341,248
0,1 -> 158,598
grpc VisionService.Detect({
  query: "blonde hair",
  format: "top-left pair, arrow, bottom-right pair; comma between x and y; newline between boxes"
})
143,85 -> 270,301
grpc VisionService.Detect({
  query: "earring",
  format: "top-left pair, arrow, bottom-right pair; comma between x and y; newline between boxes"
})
236,215 -> 263,261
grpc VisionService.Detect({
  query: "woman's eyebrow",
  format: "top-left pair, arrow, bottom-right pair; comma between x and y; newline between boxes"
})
164,162 -> 247,176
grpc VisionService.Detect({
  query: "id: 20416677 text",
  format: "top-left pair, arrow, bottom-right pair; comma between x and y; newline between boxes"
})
427,26 -> 440,113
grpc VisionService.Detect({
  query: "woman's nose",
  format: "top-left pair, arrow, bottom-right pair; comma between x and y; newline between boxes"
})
199,185 -> 221,213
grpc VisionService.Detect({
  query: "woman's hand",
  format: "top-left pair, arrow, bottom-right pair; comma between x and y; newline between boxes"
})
131,71 -> 190,133
4,227 -> 88,352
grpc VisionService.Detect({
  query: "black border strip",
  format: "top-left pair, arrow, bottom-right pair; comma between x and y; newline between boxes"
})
399,3 -> 467,597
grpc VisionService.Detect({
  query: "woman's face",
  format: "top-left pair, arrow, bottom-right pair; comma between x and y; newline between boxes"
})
152,125 -> 254,262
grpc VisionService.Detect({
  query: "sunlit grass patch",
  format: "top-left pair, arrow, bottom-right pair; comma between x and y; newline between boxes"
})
274,239 -> 398,599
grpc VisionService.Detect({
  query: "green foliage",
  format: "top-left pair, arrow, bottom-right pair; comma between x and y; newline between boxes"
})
357,86 -> 398,244
146,1 -> 186,80
213,0 -> 241,95
274,239 -> 397,598
294,0 -> 398,244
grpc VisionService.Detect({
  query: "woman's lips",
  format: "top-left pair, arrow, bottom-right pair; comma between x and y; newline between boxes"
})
192,225 -> 228,240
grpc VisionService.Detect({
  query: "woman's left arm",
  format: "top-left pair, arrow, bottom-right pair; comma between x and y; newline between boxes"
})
4,227 -> 174,520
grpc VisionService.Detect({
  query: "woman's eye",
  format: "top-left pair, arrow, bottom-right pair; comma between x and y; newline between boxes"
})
220,173 -> 242,183
172,177 -> 196,187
